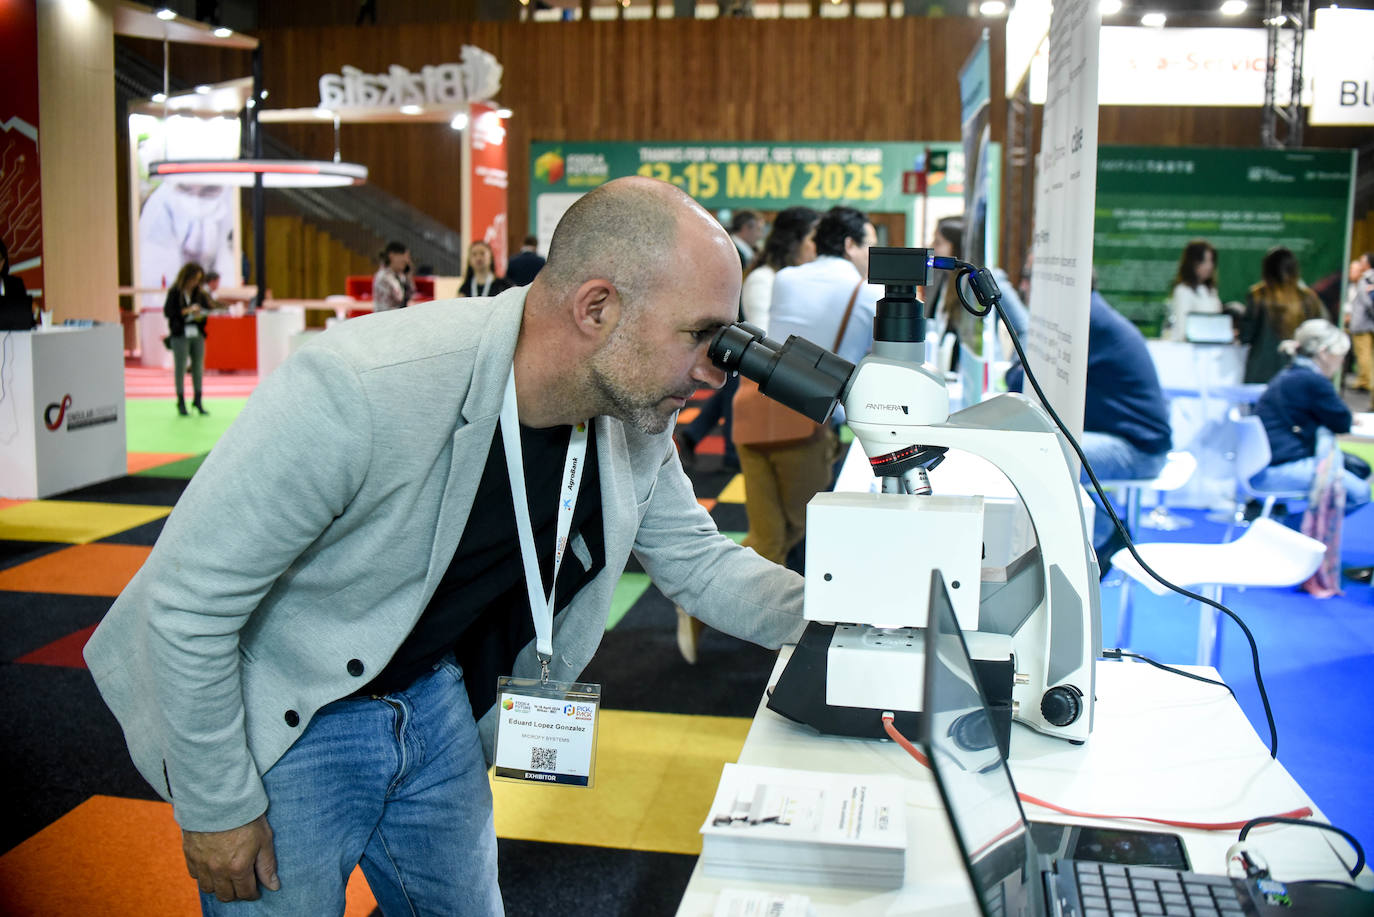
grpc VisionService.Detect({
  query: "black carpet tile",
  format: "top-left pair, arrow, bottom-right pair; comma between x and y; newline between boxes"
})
0,591 -> 109,662
497,837 -> 696,917
583,587 -> 777,718
48,474 -> 188,507
0,664 -> 162,854
708,502 -> 749,533
98,516 -> 168,546
0,539 -> 66,572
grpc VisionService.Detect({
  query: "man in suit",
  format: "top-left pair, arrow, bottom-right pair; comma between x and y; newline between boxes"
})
505,234 -> 547,286
729,209 -> 764,272
84,177 -> 804,914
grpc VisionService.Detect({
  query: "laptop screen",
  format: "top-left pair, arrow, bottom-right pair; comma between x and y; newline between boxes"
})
922,570 -> 1045,917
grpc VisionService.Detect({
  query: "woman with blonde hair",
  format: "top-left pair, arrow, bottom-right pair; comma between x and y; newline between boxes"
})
1250,318 -> 1370,511
1239,246 -> 1325,383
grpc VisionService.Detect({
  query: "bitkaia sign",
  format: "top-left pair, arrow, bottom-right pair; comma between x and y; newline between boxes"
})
318,45 -> 502,110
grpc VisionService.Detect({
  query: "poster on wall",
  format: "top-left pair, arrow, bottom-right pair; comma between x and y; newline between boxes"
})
1026,0 -> 1101,446
528,141 -> 997,253
1,0 -> 43,302
1094,146 -> 1356,334
467,101 -> 509,275
128,113 -> 242,311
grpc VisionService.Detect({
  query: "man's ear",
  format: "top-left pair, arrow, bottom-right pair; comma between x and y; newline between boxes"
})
571,278 -> 621,341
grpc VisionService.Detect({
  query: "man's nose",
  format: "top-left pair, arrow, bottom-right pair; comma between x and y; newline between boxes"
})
693,354 -> 727,390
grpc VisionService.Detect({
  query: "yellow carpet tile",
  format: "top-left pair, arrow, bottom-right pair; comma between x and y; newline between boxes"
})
0,544 -> 152,596
0,500 -> 171,545
0,795 -> 378,916
491,709 -> 750,855
715,473 -> 746,504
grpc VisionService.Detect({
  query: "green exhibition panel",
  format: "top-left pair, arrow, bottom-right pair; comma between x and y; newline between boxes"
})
1094,145 -> 1357,334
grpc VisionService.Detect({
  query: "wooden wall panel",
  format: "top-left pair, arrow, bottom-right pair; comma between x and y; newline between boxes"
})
144,19 -> 1365,275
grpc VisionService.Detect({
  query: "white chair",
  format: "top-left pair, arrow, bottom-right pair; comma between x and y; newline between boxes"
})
1109,517 -> 1326,667
1230,413 -> 1309,530
1100,451 -> 1198,647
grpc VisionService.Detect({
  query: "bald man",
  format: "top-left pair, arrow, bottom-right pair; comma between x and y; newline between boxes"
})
84,177 -> 805,915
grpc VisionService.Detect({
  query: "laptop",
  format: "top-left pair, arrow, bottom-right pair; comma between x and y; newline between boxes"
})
1184,312 -> 1234,344
919,570 -> 1368,917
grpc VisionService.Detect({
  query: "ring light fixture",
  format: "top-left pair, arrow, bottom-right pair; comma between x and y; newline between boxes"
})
149,159 -> 368,188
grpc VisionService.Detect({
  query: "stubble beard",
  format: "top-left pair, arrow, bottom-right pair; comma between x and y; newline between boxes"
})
587,359 -> 676,435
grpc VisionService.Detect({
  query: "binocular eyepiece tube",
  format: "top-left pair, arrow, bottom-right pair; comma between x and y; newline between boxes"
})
708,323 -> 855,425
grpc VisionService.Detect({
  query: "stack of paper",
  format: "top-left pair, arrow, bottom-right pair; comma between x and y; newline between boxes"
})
699,763 -> 908,890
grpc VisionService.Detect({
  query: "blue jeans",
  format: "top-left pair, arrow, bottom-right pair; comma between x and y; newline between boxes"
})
1080,431 -> 1169,554
201,658 -> 503,916
1250,457 -> 1372,512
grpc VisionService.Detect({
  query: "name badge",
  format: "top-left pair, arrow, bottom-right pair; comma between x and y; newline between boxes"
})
493,676 -> 601,787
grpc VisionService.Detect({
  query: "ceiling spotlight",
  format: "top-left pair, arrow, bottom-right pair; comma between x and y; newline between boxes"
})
1219,0 -> 1247,12
151,92 -> 167,103
213,26 -> 233,37
495,107 -> 513,119
979,0 -> 1007,14
400,104 -> 424,115
450,113 -> 469,130
1140,10 -> 1166,25
1100,0 -> 1123,13
154,7 -> 177,19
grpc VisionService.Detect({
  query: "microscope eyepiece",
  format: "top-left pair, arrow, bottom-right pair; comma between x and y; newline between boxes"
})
707,322 -> 854,425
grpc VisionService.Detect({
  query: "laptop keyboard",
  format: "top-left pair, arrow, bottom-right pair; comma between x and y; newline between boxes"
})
1074,861 -> 1247,916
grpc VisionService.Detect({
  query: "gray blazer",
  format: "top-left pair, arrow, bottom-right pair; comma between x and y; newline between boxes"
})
84,287 -> 805,833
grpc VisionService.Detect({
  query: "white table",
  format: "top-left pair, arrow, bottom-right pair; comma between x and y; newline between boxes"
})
675,655 -> 1366,916
0,325 -> 127,499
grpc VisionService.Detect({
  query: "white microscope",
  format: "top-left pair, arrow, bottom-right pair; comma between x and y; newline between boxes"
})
708,247 -> 1101,752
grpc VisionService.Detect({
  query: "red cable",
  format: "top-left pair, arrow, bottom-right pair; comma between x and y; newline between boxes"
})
880,715 -> 1314,833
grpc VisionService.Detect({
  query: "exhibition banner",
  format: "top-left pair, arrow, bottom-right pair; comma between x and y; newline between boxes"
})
0,0 -> 43,301
960,31 -> 996,267
1309,8 -> 1374,126
1026,0 -> 1100,445
1093,145 -> 1356,333
529,140 -> 979,248
468,101 -> 510,275
1030,27 -> 1308,108
129,114 -> 242,311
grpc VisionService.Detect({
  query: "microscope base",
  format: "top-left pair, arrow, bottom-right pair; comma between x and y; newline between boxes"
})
768,621 -> 1016,756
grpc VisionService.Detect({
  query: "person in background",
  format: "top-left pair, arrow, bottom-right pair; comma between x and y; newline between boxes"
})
739,206 -> 819,333
372,241 -> 413,312
728,210 -> 764,272
458,240 -> 511,298
1344,252 -> 1374,396
1164,239 -> 1222,342
1239,246 -> 1325,384
1252,319 -> 1370,511
84,176 -> 805,913
505,235 -> 546,287
675,207 -> 876,665
927,216 -> 980,373
165,262 -> 210,417
1008,286 -> 1172,574
198,272 -> 224,311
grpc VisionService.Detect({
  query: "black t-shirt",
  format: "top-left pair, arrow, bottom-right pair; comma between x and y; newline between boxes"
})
357,421 -> 604,718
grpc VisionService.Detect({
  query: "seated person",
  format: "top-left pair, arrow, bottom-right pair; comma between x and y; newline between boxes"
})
1251,319 -> 1371,513
1008,289 -> 1172,573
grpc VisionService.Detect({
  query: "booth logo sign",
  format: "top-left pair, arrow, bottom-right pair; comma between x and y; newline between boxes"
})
44,394 -> 117,432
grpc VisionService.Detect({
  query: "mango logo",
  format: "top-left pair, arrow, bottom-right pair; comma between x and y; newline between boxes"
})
535,150 -> 565,184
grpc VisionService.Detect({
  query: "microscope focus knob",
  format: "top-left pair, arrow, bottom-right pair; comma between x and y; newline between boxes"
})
1040,685 -> 1083,727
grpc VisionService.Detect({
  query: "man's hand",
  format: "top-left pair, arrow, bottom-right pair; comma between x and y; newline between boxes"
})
183,813 -> 281,902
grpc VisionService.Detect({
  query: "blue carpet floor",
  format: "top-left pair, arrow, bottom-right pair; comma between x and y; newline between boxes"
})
1097,502 -> 1374,854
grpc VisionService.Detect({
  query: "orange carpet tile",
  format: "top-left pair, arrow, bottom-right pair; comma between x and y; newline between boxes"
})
127,452 -> 195,474
0,544 -> 152,597
0,795 -> 377,916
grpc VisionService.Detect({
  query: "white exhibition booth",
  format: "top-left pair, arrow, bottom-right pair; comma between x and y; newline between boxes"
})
0,325 -> 128,500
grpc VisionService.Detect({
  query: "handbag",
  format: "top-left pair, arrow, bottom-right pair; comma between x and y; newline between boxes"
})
732,281 -> 862,447
1343,451 -> 1372,480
